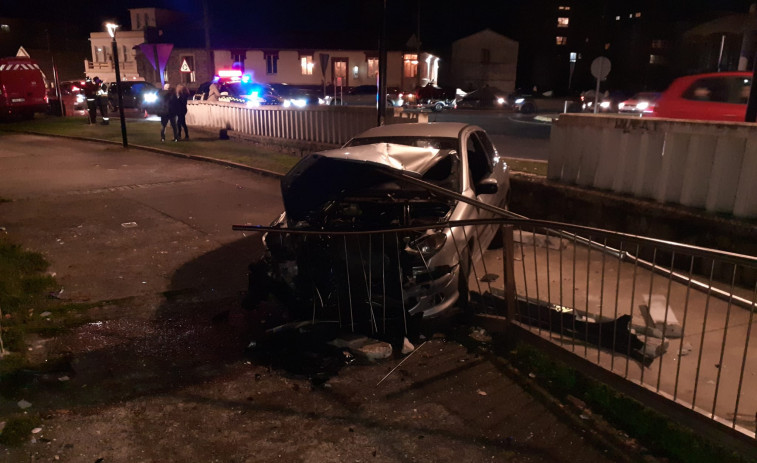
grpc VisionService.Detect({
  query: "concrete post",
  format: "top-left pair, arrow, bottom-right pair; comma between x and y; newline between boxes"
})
706,136 -> 746,213
655,132 -> 690,204
734,132 -> 757,217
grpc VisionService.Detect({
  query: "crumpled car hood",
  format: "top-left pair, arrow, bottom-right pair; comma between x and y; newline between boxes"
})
281,143 -> 448,224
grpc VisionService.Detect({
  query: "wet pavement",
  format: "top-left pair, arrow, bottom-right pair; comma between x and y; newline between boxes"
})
0,132 -> 647,462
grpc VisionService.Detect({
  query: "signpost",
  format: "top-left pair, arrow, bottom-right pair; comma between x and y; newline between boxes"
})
590,56 -> 611,114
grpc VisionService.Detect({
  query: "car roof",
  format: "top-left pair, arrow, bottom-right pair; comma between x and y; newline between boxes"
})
351,122 -> 472,139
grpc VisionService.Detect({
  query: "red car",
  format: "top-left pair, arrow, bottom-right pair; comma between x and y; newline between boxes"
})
651,71 -> 751,122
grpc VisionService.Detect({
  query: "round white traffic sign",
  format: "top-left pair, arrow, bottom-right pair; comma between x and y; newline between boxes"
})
590,57 -> 611,80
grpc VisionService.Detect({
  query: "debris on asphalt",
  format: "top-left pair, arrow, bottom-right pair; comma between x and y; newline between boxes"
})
48,288 -> 64,299
469,327 -> 492,343
679,342 -> 693,356
31,427 -> 42,434
477,389 -> 488,396
39,311 -> 52,318
121,222 -> 138,228
58,376 -> 70,382
354,340 -> 393,361
17,399 -> 32,409
480,273 -> 499,283
640,295 -> 682,338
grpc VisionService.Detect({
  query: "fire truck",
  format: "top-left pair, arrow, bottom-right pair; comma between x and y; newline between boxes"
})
0,56 -> 49,118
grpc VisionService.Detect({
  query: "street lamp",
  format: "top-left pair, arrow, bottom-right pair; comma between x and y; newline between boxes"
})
106,22 -> 128,148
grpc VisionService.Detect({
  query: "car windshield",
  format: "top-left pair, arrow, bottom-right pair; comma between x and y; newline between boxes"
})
345,136 -> 459,151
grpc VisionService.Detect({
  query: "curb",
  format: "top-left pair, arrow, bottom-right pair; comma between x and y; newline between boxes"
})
3,129 -> 287,180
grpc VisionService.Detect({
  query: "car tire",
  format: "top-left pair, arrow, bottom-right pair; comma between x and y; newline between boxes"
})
433,102 -> 444,112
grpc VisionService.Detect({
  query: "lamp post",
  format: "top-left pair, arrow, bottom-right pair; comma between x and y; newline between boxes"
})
106,23 -> 128,148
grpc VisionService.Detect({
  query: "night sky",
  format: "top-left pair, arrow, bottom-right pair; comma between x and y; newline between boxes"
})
2,0 -> 756,49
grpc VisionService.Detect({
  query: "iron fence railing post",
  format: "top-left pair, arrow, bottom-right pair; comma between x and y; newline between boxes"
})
502,225 -> 517,323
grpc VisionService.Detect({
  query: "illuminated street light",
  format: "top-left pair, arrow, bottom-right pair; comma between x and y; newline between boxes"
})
106,22 -> 128,147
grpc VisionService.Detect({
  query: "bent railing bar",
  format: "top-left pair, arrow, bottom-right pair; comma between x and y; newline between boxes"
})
236,210 -> 757,311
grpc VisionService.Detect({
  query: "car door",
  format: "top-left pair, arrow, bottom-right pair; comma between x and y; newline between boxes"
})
673,76 -> 749,121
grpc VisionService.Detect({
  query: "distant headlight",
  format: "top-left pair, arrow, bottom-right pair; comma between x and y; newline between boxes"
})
515,98 -> 525,104
497,97 -> 505,105
76,94 -> 86,103
600,101 -> 611,109
287,98 -> 307,108
618,102 -> 626,109
143,92 -> 158,104
636,101 -> 649,110
318,98 -> 326,105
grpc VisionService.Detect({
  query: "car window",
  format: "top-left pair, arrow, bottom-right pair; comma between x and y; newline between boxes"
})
474,131 -> 497,164
682,77 -> 751,104
466,133 -> 492,186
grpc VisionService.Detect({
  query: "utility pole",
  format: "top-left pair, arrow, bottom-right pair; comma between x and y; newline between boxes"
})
377,0 -> 387,126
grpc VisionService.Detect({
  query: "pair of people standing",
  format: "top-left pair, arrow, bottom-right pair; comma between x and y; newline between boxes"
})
157,84 -> 189,142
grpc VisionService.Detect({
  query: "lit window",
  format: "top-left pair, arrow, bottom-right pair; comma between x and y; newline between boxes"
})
352,65 -> 359,79
629,14 -> 633,18
615,15 -> 620,20
404,53 -> 418,78
649,54 -> 666,64
635,12 -> 642,17
556,36 -> 567,45
300,55 -> 314,75
265,52 -> 278,74
367,58 -> 379,77
569,52 -> 577,62
0,24 -> 8,32
558,5 -> 571,10
605,43 -> 610,50
557,17 -> 570,27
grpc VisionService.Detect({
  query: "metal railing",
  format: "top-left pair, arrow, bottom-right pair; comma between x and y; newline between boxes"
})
187,102 -> 427,146
235,217 -> 757,440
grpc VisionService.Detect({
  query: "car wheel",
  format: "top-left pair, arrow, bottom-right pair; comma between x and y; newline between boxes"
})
433,102 -> 444,112
520,102 -> 536,114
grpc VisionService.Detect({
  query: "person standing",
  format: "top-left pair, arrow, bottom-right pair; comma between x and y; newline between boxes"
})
83,77 -> 99,124
94,77 -> 109,125
207,80 -> 221,101
175,84 -> 190,139
158,83 -> 179,142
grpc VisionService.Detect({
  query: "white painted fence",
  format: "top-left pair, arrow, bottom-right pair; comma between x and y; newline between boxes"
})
549,114 -> 757,218
186,101 -> 426,147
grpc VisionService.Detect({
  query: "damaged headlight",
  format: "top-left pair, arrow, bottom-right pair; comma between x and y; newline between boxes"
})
407,231 -> 447,259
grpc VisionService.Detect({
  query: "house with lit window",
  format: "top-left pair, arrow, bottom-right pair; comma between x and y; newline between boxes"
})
85,7 -> 441,95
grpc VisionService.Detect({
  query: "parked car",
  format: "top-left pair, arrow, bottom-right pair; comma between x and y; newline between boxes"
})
651,72 -> 751,122
48,79 -> 88,116
0,56 -> 49,118
106,81 -> 159,112
457,85 -> 508,109
410,84 -> 458,112
270,84 -> 324,107
244,122 -> 510,331
328,84 -> 404,107
195,80 -> 283,106
618,92 -> 661,115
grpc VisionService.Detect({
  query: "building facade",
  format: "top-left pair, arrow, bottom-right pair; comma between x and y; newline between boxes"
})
449,29 -> 518,92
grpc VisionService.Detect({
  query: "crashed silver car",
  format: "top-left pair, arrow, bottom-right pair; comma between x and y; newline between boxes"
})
242,123 -> 510,334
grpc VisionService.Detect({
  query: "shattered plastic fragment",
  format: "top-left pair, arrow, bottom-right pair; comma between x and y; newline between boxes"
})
401,337 -> 415,354
477,389 -> 487,396
31,427 -> 42,434
17,400 -> 32,409
121,222 -> 138,228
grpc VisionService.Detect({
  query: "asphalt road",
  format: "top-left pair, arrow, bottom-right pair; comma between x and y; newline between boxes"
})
0,133 -> 626,463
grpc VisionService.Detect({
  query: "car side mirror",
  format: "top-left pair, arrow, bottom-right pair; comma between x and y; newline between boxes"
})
476,177 -> 498,195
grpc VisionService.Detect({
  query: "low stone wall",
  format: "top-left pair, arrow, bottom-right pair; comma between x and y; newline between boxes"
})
510,173 -> 757,258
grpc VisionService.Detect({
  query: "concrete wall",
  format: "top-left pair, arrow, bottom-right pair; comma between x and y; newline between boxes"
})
549,114 -> 757,219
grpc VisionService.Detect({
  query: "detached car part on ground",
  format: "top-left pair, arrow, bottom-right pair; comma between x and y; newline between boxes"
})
239,123 -> 511,340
